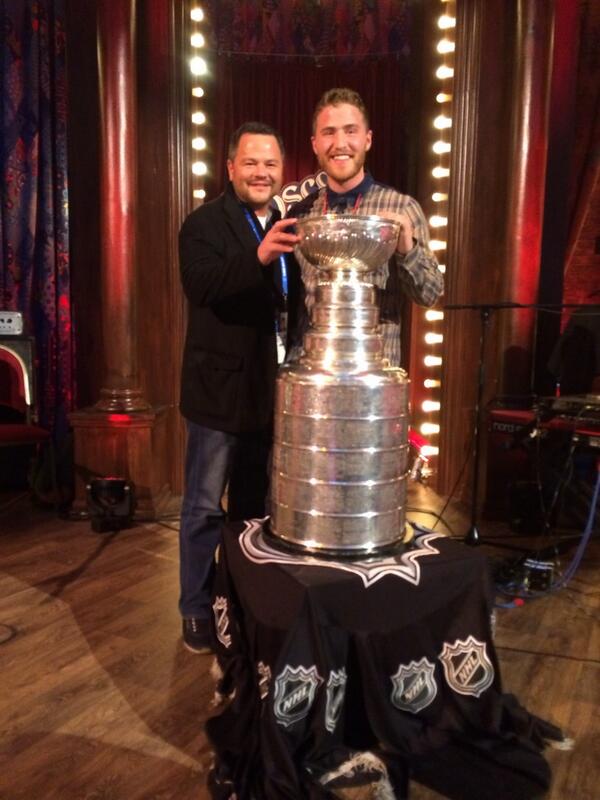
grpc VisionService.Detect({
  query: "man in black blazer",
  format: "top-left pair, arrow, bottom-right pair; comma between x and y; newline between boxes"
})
178,122 -> 299,652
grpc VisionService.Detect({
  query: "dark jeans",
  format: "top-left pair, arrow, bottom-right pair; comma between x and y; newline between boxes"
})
179,420 -> 270,620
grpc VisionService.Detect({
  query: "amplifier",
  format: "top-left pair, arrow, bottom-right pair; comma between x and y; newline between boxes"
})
0,311 -> 24,335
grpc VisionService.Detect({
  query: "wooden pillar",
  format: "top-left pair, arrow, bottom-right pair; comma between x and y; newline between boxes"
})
69,0 -> 170,518
437,0 -> 555,501
95,0 -> 149,412
497,0 -> 554,396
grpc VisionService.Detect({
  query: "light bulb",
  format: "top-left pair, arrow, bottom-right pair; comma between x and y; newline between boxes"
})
429,215 -> 448,227
437,39 -> 455,54
434,115 -> 452,129
190,56 -> 208,76
436,65 -> 454,79
438,15 -> 456,29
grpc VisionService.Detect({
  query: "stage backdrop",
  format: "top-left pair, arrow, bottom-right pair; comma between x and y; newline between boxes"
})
203,0 -> 419,200
0,0 -> 72,437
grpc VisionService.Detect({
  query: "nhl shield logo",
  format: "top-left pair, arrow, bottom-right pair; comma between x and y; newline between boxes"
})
325,669 -> 347,732
439,635 -> 495,697
273,665 -> 323,728
391,657 -> 437,714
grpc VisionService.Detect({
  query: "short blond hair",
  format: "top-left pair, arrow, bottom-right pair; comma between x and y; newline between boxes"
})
312,88 -> 370,133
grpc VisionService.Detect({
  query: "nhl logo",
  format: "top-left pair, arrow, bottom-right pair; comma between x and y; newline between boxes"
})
391,657 -> 437,714
439,635 -> 495,697
273,665 -> 323,728
325,669 -> 347,732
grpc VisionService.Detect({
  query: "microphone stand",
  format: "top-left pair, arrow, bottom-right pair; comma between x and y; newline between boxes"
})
442,301 -> 595,546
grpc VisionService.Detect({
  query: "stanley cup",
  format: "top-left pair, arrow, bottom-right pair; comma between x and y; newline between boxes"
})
270,214 -> 410,555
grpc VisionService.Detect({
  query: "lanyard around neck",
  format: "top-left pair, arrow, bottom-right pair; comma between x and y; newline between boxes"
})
243,207 -> 288,296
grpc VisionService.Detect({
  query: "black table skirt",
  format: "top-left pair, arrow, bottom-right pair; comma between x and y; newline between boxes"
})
206,520 -> 560,799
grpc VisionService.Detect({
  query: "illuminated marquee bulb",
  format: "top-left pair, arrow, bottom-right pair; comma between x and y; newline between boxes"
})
432,141 -> 451,154
429,239 -> 447,251
424,379 -> 441,388
190,56 -> 208,76
193,189 -> 206,199
438,15 -> 456,29
432,166 -> 450,178
421,422 -> 440,435
422,400 -> 441,413
429,215 -> 448,227
191,33 -> 205,48
192,161 -> 208,176
425,332 -> 444,345
436,92 -> 453,103
436,65 -> 454,79
192,111 -> 206,125
425,309 -> 444,321
424,355 -> 443,367
422,445 -> 439,457
434,115 -> 452,129
190,8 -> 204,22
192,136 -> 207,150
437,39 -> 455,54
432,192 -> 448,202
192,87 -> 205,98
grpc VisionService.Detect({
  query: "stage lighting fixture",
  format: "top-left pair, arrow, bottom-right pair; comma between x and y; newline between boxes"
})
86,477 -> 135,533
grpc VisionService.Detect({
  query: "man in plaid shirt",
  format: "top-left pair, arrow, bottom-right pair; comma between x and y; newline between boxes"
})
287,88 -> 444,366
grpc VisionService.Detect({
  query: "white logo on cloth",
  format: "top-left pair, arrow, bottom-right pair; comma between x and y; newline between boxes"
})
238,519 -> 445,588
212,596 -> 232,649
274,665 -> 323,728
325,669 -> 348,732
439,635 -> 495,697
257,661 -> 272,700
391,657 -> 438,713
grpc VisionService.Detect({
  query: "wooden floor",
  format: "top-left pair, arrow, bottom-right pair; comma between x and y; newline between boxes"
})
0,485 -> 598,800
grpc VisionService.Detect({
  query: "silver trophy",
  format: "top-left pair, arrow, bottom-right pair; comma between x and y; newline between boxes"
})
270,214 -> 410,556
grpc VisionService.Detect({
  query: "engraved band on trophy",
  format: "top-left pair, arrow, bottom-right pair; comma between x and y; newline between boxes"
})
270,214 -> 410,556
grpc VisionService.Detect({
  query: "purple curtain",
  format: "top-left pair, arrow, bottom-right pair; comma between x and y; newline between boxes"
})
1,0 -> 72,436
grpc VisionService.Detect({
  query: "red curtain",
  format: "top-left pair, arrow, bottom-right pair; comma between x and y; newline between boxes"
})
207,56 -> 414,196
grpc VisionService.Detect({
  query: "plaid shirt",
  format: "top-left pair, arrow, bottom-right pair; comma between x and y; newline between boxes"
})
288,176 -> 444,366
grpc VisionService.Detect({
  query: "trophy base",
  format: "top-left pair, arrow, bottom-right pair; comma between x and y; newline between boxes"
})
263,517 -> 413,561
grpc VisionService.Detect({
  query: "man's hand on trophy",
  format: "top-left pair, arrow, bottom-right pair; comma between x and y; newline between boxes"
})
385,211 -> 415,256
258,219 -> 300,265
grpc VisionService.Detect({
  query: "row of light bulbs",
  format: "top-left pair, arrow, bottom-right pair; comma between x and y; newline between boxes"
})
419,2 -> 456,456
190,7 -> 207,201
187,4 -> 454,455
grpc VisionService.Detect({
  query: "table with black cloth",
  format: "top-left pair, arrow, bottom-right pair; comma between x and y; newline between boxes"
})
206,520 -> 560,800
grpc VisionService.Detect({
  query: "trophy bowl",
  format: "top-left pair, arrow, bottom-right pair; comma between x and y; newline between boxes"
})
296,213 -> 400,272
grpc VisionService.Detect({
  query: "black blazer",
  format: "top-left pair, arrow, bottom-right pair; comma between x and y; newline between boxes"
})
179,184 -> 286,433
